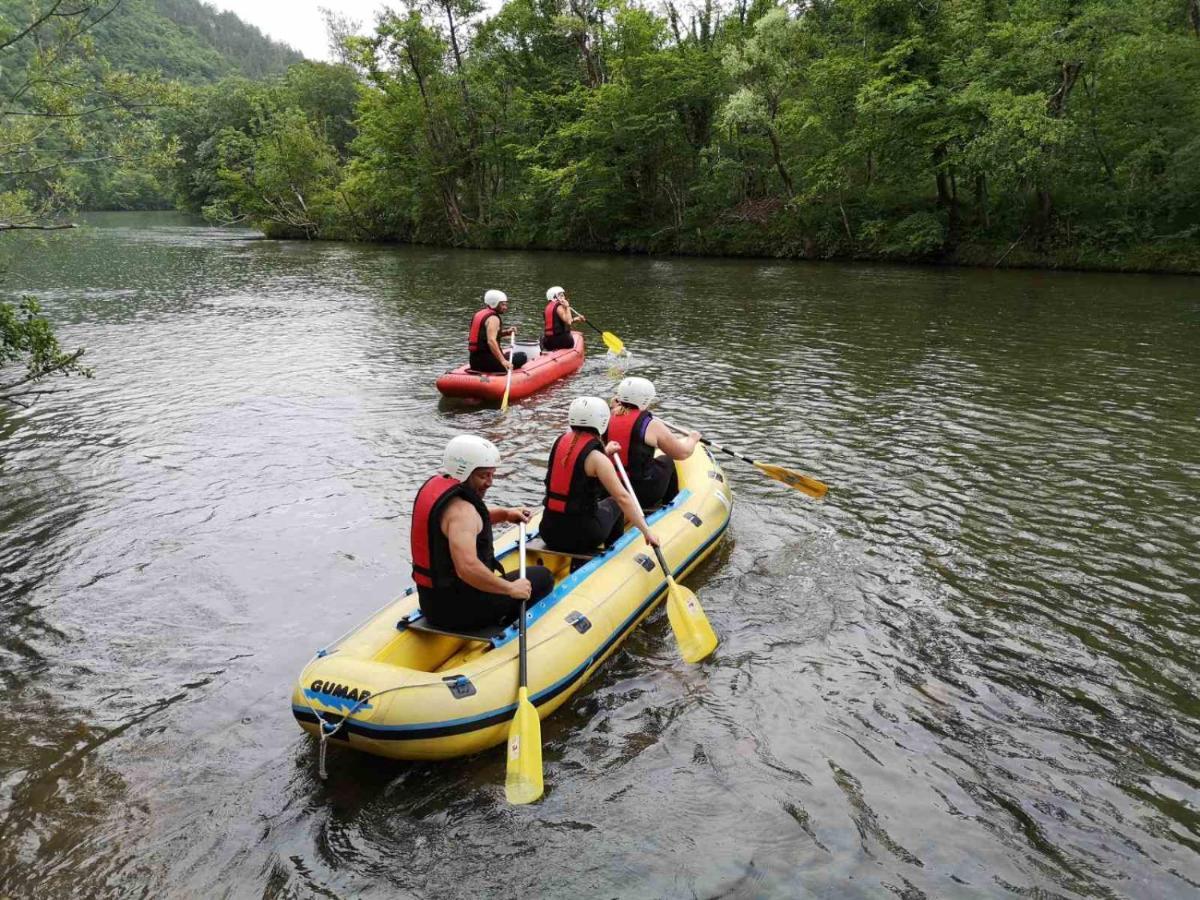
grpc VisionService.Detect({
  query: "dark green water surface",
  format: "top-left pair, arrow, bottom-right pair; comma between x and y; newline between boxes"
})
1,212 -> 1197,898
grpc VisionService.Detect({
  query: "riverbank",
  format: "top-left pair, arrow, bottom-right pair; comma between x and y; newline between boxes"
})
269,223 -> 1200,277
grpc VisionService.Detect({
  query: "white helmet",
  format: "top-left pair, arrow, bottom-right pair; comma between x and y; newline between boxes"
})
546,285 -> 566,302
568,396 -> 610,434
483,289 -> 507,309
442,434 -> 502,481
616,376 -> 656,410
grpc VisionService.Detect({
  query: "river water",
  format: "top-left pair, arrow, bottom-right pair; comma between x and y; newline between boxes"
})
1,212 -> 1197,898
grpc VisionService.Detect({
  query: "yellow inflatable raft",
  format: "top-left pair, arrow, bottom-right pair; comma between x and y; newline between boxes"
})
292,446 -> 732,761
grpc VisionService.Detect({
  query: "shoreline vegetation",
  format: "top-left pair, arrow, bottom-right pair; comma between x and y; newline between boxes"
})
5,0 -> 1200,283
161,0 -> 1200,276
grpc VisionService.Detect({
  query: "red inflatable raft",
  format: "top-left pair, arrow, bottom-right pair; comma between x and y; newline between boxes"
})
435,332 -> 585,402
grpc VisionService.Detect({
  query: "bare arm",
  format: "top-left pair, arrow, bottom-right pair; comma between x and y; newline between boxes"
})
485,317 -> 510,369
443,500 -> 523,596
646,419 -> 700,461
586,450 -> 660,546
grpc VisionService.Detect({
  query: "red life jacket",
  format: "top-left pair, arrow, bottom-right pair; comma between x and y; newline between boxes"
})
468,307 -> 498,352
411,474 -> 495,591
606,407 -> 654,476
543,300 -> 567,338
544,429 -> 603,515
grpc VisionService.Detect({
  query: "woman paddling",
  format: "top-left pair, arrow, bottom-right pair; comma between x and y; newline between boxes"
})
540,396 -> 660,554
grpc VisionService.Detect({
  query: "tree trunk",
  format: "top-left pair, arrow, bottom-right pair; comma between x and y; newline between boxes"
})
1036,60 -> 1083,234
405,41 -> 467,237
975,173 -> 989,229
767,127 -> 794,196
933,143 -> 959,241
568,0 -> 604,87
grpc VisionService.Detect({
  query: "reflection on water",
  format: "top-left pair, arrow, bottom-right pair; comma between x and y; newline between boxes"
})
1,212 -> 1197,897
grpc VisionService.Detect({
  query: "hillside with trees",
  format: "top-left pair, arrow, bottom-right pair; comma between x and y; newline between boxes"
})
167,0 -> 1200,273
0,0 -> 302,212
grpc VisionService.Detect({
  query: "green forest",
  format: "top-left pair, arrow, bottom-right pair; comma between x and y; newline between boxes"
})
168,0 -> 1200,272
5,0 -> 1200,272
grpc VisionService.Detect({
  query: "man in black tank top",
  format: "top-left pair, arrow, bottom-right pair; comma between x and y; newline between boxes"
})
415,435 -> 553,630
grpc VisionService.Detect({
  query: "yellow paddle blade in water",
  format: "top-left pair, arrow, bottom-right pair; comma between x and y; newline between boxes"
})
665,580 -> 718,664
754,462 -> 828,499
505,686 -> 543,804
601,331 -> 625,355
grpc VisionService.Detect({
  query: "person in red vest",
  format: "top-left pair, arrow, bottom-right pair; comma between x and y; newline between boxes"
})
541,285 -> 585,351
412,435 -> 553,630
540,396 -> 661,555
468,289 -> 526,373
606,376 -> 701,510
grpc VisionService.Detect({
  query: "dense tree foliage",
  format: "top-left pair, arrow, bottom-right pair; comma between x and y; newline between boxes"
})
167,0 -> 1200,269
0,0 -> 302,213
0,1 -> 297,407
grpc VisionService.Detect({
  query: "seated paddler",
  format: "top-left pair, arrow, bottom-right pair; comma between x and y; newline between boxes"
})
606,376 -> 701,511
468,289 -> 527,374
539,396 -> 660,555
541,285 -> 585,352
412,435 -> 553,631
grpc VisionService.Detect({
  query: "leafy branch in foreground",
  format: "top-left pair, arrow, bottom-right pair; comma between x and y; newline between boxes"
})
0,296 -> 92,408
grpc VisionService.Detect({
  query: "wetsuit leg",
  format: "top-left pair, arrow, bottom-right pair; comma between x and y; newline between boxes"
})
597,497 -> 625,545
540,505 -> 624,554
632,457 -> 676,509
469,351 -> 505,373
511,565 -> 555,602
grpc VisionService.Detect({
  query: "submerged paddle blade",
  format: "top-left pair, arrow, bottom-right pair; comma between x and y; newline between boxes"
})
601,331 -> 625,355
754,462 -> 828,499
665,581 -> 718,664
505,687 -> 543,804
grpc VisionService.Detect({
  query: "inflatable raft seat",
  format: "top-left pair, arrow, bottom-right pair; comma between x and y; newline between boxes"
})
396,612 -> 509,647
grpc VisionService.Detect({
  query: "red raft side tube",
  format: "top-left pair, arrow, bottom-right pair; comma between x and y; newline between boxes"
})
436,332 -> 585,402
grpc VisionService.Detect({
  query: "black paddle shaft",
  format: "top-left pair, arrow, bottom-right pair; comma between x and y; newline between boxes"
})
567,305 -> 607,337
651,544 -> 673,581
663,419 -> 757,466
699,436 -> 757,466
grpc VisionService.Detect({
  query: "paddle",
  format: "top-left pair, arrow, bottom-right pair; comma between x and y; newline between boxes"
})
662,420 -> 828,500
499,333 -> 514,412
612,455 -> 718,663
504,523 -> 543,804
567,304 -> 625,355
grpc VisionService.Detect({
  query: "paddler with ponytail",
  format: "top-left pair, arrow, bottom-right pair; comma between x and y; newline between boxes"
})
606,376 -> 701,510
412,435 -> 553,630
540,396 -> 661,555
541,285 -> 585,351
468,289 -> 526,374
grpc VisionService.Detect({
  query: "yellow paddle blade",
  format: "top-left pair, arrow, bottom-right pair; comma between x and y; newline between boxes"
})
665,580 -> 718,664
505,687 -> 543,804
500,390 -> 510,412
754,461 -> 828,499
601,331 -> 625,355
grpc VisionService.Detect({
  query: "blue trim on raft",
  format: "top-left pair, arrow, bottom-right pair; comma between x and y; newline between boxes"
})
293,514 -> 730,743
489,489 -> 694,646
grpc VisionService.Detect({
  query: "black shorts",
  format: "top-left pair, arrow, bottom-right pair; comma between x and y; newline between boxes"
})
629,457 -> 678,510
468,349 -> 528,373
419,566 -> 554,631
539,499 -> 625,553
